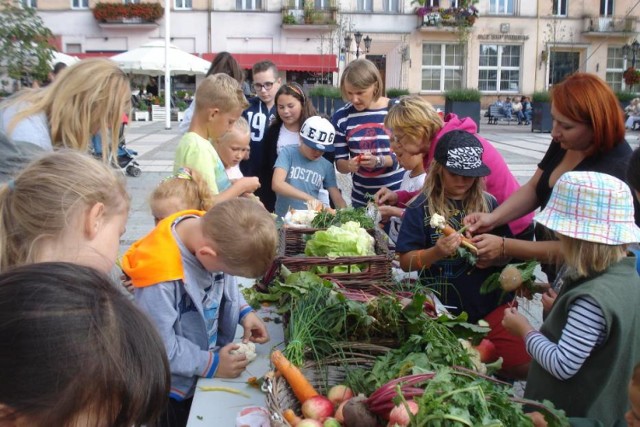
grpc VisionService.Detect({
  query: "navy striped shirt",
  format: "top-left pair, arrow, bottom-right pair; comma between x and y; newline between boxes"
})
525,295 -> 606,380
331,103 -> 405,207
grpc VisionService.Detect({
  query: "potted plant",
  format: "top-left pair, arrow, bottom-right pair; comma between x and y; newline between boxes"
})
386,88 -> 409,98
176,100 -> 188,122
134,99 -> 150,121
444,87 -> 482,131
531,91 -> 552,133
92,2 -> 164,23
282,12 -> 296,25
309,85 -> 342,115
303,0 -> 316,24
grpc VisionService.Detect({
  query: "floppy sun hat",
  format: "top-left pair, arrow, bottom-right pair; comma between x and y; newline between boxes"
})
300,116 -> 335,153
434,130 -> 491,177
535,171 -> 640,245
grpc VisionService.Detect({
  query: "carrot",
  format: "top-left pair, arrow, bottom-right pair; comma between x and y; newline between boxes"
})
354,154 -> 364,163
440,224 -> 478,253
271,350 -> 319,403
283,409 -> 302,426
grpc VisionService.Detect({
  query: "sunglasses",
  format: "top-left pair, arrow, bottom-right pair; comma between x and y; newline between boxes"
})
253,81 -> 275,92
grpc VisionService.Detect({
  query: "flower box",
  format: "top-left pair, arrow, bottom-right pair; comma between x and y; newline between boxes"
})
92,2 -> 164,23
416,5 -> 477,27
134,110 -> 150,121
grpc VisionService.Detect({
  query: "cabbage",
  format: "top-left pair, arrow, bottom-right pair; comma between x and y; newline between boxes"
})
304,221 -> 375,258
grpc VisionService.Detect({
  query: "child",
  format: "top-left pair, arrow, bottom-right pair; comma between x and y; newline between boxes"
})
213,116 -> 251,181
0,150 -> 129,274
150,168 -> 214,225
627,146 -> 640,275
376,148 -> 426,245
257,82 -> 318,211
502,171 -> 640,425
272,115 -> 347,217
331,59 -> 405,208
121,198 -> 278,427
0,262 -> 169,427
174,73 -> 260,204
395,130 -> 529,380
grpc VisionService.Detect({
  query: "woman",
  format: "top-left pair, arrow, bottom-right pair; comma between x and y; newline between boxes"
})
465,73 -> 636,272
378,95 -> 533,241
257,82 -> 317,212
0,58 -> 130,180
331,58 -> 405,208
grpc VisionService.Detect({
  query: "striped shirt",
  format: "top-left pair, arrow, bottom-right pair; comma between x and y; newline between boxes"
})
525,295 -> 606,380
332,103 -> 405,207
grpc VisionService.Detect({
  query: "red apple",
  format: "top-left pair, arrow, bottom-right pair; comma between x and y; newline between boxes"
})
388,401 -> 419,427
474,339 -> 498,363
297,420 -> 323,427
327,384 -> 354,406
301,395 -> 335,421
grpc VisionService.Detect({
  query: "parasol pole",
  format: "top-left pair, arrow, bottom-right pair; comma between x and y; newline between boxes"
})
164,0 -> 171,130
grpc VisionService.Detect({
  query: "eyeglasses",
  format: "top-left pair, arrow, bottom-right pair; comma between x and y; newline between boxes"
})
253,81 -> 275,92
392,132 -> 409,146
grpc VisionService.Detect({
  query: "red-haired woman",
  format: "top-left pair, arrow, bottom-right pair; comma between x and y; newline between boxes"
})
465,73 -> 637,279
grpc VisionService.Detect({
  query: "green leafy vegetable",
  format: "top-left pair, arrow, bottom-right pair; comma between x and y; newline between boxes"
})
304,221 -> 375,257
310,207 -> 375,229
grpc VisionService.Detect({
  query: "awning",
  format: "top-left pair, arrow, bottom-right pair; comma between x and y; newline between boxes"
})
201,53 -> 338,72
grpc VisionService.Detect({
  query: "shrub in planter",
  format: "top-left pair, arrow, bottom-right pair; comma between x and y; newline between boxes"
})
386,88 -> 409,98
531,91 -> 552,133
531,91 -> 551,102
444,88 -> 482,102
444,88 -> 482,130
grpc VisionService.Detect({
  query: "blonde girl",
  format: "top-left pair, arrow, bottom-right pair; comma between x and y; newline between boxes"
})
0,58 -> 130,157
0,150 -> 129,273
396,130 -> 529,380
331,58 -> 404,208
149,168 -> 214,225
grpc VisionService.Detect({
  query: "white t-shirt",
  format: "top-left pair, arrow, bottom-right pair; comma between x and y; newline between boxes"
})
0,103 -> 52,150
389,170 -> 426,244
226,165 -> 243,180
276,126 -> 299,155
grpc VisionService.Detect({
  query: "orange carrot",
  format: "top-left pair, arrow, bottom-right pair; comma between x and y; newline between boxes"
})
440,224 -> 478,253
283,409 -> 303,426
271,350 -> 319,403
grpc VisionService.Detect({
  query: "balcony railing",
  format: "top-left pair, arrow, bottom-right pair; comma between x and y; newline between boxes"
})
583,16 -> 637,34
281,0 -> 337,26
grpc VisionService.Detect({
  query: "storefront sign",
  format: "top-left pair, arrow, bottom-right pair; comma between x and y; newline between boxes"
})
477,34 -> 530,41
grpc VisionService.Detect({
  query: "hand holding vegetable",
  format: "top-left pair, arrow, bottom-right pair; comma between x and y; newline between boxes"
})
472,233 -> 505,268
347,155 -> 363,173
463,211 -> 498,235
430,213 -> 477,253
216,343 -> 250,378
374,187 -> 398,206
435,231 -> 462,259
501,307 -> 535,338
541,288 -> 558,315
240,311 -> 269,344
377,205 -> 403,223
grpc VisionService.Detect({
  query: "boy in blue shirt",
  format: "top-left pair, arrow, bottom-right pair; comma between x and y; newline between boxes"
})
272,116 -> 347,217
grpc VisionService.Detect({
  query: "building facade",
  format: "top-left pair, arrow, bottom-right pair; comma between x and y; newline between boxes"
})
28,0 -> 640,104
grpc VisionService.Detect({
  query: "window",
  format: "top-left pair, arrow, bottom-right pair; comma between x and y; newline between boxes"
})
606,47 -> 625,92
383,0 -> 400,12
21,0 -> 37,8
478,44 -> 521,92
314,0 -> 331,9
357,0 -> 372,12
71,0 -> 88,9
236,0 -> 262,10
552,0 -> 566,16
489,0 -> 513,14
174,0 -> 192,8
123,0 -> 140,3
600,0 -> 613,16
421,43 -> 464,92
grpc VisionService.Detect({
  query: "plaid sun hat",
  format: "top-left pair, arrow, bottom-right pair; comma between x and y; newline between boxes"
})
535,171 -> 640,245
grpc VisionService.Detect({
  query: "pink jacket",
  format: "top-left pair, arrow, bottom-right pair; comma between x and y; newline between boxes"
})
395,114 -> 533,236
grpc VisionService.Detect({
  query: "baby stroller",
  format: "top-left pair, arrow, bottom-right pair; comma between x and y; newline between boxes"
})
91,114 -> 142,177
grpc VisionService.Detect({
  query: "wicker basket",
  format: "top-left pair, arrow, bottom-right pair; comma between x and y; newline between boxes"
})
266,343 -> 389,426
275,226 -> 393,287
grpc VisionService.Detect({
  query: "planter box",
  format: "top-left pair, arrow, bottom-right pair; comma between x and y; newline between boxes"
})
444,100 -> 481,132
151,105 -> 166,121
531,101 -> 552,133
177,111 -> 185,122
134,110 -> 150,121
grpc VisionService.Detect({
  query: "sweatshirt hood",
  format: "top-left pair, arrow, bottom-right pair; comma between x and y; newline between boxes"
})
427,113 -> 479,165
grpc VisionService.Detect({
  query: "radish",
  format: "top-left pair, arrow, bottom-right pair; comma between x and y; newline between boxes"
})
474,339 -> 498,363
297,420 -> 323,427
327,384 -> 354,406
301,395 -> 334,421
388,401 -> 419,427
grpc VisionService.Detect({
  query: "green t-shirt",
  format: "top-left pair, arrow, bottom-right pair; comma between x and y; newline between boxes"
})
174,132 -> 230,194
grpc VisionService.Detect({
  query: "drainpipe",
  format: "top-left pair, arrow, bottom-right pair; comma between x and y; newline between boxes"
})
534,0 -> 541,91
208,0 -> 212,53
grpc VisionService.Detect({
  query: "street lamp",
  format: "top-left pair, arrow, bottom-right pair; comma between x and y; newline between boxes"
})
343,31 -> 372,59
623,39 -> 640,68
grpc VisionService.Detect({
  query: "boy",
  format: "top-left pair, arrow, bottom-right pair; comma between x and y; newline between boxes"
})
174,73 -> 260,204
122,198 -> 278,427
241,60 -> 281,177
272,115 -> 347,217
213,116 -> 250,181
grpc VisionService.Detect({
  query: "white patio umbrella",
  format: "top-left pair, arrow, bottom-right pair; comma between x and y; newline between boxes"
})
109,40 -> 211,76
50,51 -> 80,67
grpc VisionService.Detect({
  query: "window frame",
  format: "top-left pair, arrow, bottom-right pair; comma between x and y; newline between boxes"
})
477,43 -> 522,93
382,0 -> 400,13
420,42 -> 464,93
489,0 -> 514,15
600,0 -> 613,16
552,0 -> 567,16
174,0 -> 192,9
356,0 -> 373,12
236,0 -> 263,10
71,0 -> 89,9
605,46 -> 625,92
21,0 -> 37,8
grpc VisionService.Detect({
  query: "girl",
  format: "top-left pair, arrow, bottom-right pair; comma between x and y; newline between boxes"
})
257,82 -> 318,211
396,130 -> 529,380
0,262 -> 170,427
0,58 -> 130,177
502,171 -> 640,424
0,150 -> 129,274
213,116 -> 251,181
149,168 -> 214,225
332,58 -> 405,208
272,116 -> 346,217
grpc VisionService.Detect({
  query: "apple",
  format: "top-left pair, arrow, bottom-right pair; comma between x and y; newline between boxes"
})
388,401 -> 419,427
327,384 -> 354,406
323,418 -> 341,427
297,420 -> 323,427
301,395 -> 335,421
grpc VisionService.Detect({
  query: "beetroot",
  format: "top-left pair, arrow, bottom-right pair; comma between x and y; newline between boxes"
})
343,396 -> 378,427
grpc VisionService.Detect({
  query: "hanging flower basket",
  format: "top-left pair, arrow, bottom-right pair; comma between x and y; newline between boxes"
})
623,67 -> 640,86
92,2 -> 164,23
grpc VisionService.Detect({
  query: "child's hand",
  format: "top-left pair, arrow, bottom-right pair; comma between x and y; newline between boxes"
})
237,177 -> 260,193
374,187 -> 398,206
358,153 -> 377,169
502,306 -> 534,337
377,205 -> 403,222
435,232 -> 462,259
240,312 -> 270,344
120,273 -> 134,294
216,343 -> 250,378
471,234 -> 504,268
541,288 -> 558,315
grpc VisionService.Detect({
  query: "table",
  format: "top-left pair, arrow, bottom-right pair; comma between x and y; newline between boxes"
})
186,282 -> 285,426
